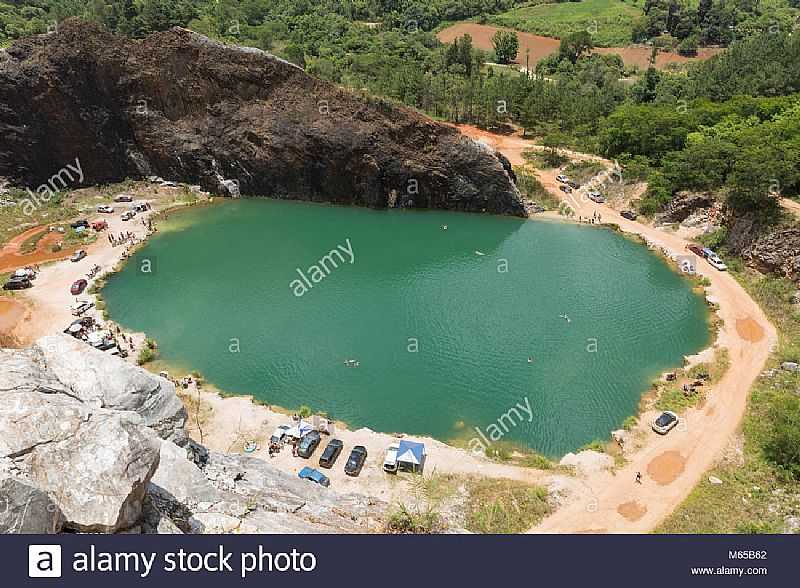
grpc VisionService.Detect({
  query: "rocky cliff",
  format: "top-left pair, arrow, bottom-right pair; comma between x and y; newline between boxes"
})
0,335 -> 385,534
0,19 -> 523,215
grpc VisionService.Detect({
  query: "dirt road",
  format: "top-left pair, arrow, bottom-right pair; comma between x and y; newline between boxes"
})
0,225 -> 81,273
457,124 -> 777,533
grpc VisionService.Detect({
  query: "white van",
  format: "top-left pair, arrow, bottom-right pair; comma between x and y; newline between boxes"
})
383,442 -> 400,473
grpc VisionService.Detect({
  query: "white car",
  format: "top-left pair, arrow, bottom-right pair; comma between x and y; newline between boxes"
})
652,411 -> 679,435
556,174 -> 569,184
96,205 -> 114,213
588,191 -> 605,203
121,211 -> 136,221
383,442 -> 400,473
706,255 -> 727,271
270,425 -> 290,445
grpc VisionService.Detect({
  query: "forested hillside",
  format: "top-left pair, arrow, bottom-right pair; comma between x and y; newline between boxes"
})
2,1 -> 799,218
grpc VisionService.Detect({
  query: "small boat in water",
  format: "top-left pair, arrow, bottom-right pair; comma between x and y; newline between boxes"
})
559,314 -> 571,323
475,250 -> 485,256
344,359 -> 360,367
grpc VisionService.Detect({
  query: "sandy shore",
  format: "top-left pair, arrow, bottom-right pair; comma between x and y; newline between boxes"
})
458,124 -> 777,532
184,383 -> 551,507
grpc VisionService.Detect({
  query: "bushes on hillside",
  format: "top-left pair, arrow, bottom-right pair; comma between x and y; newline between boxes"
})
763,395 -> 800,480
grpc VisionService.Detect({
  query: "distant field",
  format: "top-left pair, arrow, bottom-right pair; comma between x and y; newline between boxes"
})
489,0 -> 644,47
437,23 -> 722,71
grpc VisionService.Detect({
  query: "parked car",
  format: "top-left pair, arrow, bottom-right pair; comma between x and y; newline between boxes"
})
71,300 -> 94,316
383,442 -> 400,474
87,330 -> 116,351
588,191 -> 605,203
92,220 -> 108,231
706,256 -> 727,271
70,249 -> 87,263
687,244 -> 704,257
70,219 -> 89,229
652,411 -> 679,435
318,439 -> 344,469
133,203 -> 149,213
344,445 -> 368,477
621,210 -> 637,221
269,424 -> 290,445
96,205 -> 114,213
3,276 -> 32,290
121,211 -> 136,221
70,279 -> 88,295
297,431 -> 322,458
703,249 -> 727,271
13,268 -> 36,280
555,174 -> 569,184
114,194 -> 134,203
559,185 -> 572,194
567,180 -> 580,189
298,466 -> 330,488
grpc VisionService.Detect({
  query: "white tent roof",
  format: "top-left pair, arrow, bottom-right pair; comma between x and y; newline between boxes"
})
397,448 -> 421,465
286,421 -> 313,438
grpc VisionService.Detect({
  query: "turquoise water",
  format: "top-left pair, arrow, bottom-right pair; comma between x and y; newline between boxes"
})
103,199 -> 709,456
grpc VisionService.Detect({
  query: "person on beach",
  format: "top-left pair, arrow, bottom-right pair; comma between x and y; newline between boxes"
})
635,472 -> 642,484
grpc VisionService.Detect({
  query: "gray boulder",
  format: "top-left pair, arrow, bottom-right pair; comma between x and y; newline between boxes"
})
28,411 -> 161,533
36,336 -> 187,443
0,477 -> 64,534
1,337 -> 385,534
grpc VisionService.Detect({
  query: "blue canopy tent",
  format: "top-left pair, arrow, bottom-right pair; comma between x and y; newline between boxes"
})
396,440 -> 426,473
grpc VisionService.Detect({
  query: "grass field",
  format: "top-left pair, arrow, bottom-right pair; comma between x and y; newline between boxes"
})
489,0 -> 644,47
657,271 -> 800,534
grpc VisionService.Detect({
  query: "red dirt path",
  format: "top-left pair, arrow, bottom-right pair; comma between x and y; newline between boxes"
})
0,225 -> 79,273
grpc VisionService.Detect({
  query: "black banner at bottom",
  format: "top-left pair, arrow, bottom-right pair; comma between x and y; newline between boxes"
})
4,534 -> 795,587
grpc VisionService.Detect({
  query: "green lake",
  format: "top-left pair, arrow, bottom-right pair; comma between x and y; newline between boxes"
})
103,199 -> 710,457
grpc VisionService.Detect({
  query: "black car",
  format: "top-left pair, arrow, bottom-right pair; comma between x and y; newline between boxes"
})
70,219 -> 89,229
621,210 -> 638,221
567,180 -> 580,189
318,439 -> 344,469
344,445 -> 368,477
3,276 -> 31,290
297,431 -> 322,458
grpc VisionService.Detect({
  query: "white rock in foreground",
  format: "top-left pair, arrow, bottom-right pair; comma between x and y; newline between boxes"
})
559,450 -> 614,475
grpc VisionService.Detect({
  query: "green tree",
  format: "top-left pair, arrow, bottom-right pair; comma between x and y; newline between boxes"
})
558,31 -> 593,64
491,30 -> 518,65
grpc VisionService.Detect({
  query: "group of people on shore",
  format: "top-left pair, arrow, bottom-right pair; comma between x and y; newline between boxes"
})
111,324 -> 136,352
108,231 -> 137,247
578,211 -> 602,224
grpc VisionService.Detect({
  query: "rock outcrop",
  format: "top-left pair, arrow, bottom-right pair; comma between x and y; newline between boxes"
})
655,192 -> 714,225
0,335 -> 385,534
741,227 -> 800,282
0,19 -> 523,216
